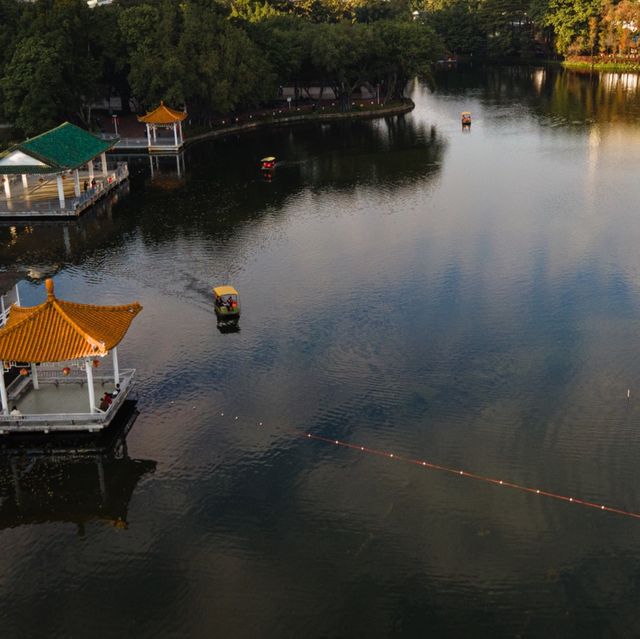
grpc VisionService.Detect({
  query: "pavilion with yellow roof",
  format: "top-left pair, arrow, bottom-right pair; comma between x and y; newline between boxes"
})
137,101 -> 187,152
0,279 -> 142,434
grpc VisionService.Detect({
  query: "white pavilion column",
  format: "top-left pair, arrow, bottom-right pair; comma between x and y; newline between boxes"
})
3,175 -> 11,199
56,175 -> 66,208
153,125 -> 157,142
0,362 -> 8,415
73,169 -> 81,197
173,122 -> 178,147
87,161 -> 94,181
14,284 -> 20,307
30,363 -> 39,390
146,123 -> 151,149
178,121 -> 183,144
85,359 -> 96,413
112,347 -> 120,386
21,174 -> 28,190
101,152 -> 108,177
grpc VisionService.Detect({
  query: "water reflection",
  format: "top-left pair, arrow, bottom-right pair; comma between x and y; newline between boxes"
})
0,182 -> 130,272
148,152 -> 186,187
4,68 -> 640,638
434,63 -> 640,124
0,115 -> 445,270
0,401 -> 155,533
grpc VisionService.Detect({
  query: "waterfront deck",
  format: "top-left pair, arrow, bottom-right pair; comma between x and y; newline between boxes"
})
0,368 -> 135,434
0,162 -> 128,220
99,133 -> 183,153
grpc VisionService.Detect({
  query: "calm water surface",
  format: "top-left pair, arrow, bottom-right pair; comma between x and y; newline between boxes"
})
3,66 -> 640,637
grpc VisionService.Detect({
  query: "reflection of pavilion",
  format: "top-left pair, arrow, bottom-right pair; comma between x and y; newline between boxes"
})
0,401 -> 156,532
148,152 -> 186,186
0,279 -> 142,434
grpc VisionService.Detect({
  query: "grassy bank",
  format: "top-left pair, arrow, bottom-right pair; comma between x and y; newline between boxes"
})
563,57 -> 640,72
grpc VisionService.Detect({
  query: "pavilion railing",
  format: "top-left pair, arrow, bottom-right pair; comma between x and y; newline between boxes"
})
0,368 -> 135,425
0,163 -> 128,214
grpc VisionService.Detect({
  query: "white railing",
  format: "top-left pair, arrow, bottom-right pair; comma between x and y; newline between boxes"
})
0,368 -> 135,425
0,286 -> 18,327
0,163 -> 128,214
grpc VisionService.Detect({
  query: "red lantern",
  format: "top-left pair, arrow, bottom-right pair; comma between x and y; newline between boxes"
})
62,367 -> 71,376
19,368 -> 28,376
92,359 -> 100,368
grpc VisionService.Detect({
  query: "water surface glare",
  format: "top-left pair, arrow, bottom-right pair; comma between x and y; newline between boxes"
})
3,66 -> 640,637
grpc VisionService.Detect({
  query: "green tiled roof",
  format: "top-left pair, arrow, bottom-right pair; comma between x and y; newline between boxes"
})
0,122 -> 116,175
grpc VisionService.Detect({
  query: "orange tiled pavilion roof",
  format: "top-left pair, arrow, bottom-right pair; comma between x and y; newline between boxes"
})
137,101 -> 187,124
0,279 -> 142,363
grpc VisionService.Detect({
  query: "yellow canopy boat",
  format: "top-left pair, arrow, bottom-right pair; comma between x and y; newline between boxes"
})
213,285 -> 240,320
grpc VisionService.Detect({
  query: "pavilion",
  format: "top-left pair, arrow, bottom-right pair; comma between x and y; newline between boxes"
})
138,101 -> 187,152
0,122 -> 128,219
0,279 -> 142,434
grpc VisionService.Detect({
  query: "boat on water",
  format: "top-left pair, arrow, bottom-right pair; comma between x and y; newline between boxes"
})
260,156 -> 276,171
213,285 -> 240,321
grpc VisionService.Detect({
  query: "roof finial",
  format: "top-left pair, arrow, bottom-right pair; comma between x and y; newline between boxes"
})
45,278 -> 55,298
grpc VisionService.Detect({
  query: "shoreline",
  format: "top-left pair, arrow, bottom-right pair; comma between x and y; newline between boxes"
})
563,58 -> 640,72
183,100 -> 415,148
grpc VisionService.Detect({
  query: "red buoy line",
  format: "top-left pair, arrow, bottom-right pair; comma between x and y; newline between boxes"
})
299,432 -> 640,521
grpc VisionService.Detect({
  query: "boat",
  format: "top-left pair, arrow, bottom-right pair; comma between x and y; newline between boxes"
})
260,156 -> 276,171
461,112 -> 471,126
213,286 -> 240,320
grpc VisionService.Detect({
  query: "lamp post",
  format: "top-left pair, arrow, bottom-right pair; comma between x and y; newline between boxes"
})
112,114 -> 119,136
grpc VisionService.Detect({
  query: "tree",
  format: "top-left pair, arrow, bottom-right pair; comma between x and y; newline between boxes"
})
543,0 -> 601,54
373,20 -> 444,101
310,22 -> 377,110
119,1 -> 187,107
1,36 -> 68,135
179,1 -> 275,117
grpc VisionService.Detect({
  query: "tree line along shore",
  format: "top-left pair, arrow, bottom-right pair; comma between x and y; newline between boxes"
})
0,0 -> 639,141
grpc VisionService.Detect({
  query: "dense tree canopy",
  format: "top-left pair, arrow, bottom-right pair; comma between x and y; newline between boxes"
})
0,0 -> 445,135
1,0 -> 636,137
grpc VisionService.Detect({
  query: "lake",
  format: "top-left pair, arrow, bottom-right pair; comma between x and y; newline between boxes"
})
2,65 -> 640,638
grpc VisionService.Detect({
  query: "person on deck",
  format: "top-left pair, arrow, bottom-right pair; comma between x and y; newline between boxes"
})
99,392 -> 112,411
111,383 -> 121,398
10,406 -> 21,416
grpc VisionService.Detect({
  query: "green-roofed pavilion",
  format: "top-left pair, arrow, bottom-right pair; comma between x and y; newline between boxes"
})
0,122 -> 128,218
0,122 -> 116,175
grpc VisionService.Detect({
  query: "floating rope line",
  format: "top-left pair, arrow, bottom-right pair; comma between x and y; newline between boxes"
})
300,432 -> 640,521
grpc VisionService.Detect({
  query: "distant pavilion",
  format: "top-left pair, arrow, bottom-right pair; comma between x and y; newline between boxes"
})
0,122 -> 128,219
138,101 -> 187,152
0,279 -> 142,433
